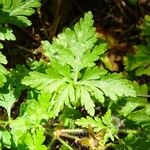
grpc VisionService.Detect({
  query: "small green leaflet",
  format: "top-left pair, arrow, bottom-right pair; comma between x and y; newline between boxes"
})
0,88 -> 16,118
81,43 -> 107,69
80,86 -> 95,116
49,85 -> 71,117
0,27 -> 16,41
0,52 -> 7,66
82,67 -> 107,80
95,79 -> 136,100
2,130 -> 11,148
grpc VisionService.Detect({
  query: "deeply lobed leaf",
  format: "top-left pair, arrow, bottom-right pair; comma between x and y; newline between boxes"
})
22,12 -> 136,117
76,109 -> 118,143
0,0 -> 40,27
125,45 -> 150,76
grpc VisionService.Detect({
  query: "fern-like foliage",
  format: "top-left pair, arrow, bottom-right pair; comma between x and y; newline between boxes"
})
125,15 -> 150,76
107,81 -> 150,150
125,45 -> 150,76
0,0 -> 40,26
120,82 -> 150,130
0,91 -> 50,149
22,12 -> 136,117
75,109 -> 118,143
0,0 -> 40,48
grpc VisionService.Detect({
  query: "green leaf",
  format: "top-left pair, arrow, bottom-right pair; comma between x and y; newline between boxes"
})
95,74 -> 136,100
23,128 -> 46,150
50,85 -> 71,117
0,27 -> 16,41
76,110 -> 118,143
59,108 -> 81,128
68,84 -> 75,104
47,60 -> 71,79
22,71 -> 51,89
81,43 -> 107,69
28,59 -> 48,72
115,132 -> 150,150
82,67 -> 107,80
42,11 -> 101,73
90,86 -> 104,103
11,124 -> 46,150
7,65 -> 29,98
136,65 -> 150,76
23,12 -> 136,117
80,86 -> 95,116
0,88 -> 16,117
38,91 -> 51,112
32,128 -> 47,150
76,116 -> 105,132
0,52 -> 7,64
124,16 -> 150,76
0,65 -> 7,87
125,40 -> 150,76
0,52 -> 7,87
0,43 -> 3,49
102,109 -> 112,126
2,130 -> 11,148
119,82 -> 148,117
102,110 -> 116,142
20,98 -> 50,122
75,85 -> 81,105
0,0 -> 41,27
11,92 -> 50,149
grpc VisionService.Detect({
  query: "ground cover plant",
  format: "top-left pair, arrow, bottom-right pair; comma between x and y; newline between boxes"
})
0,0 -> 150,150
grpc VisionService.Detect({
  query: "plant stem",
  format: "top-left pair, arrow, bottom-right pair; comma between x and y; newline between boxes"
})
60,128 -> 87,134
120,129 -> 140,133
47,137 -> 56,150
137,94 -> 150,98
0,120 -> 8,127
58,137 -> 74,150
74,69 -> 78,83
